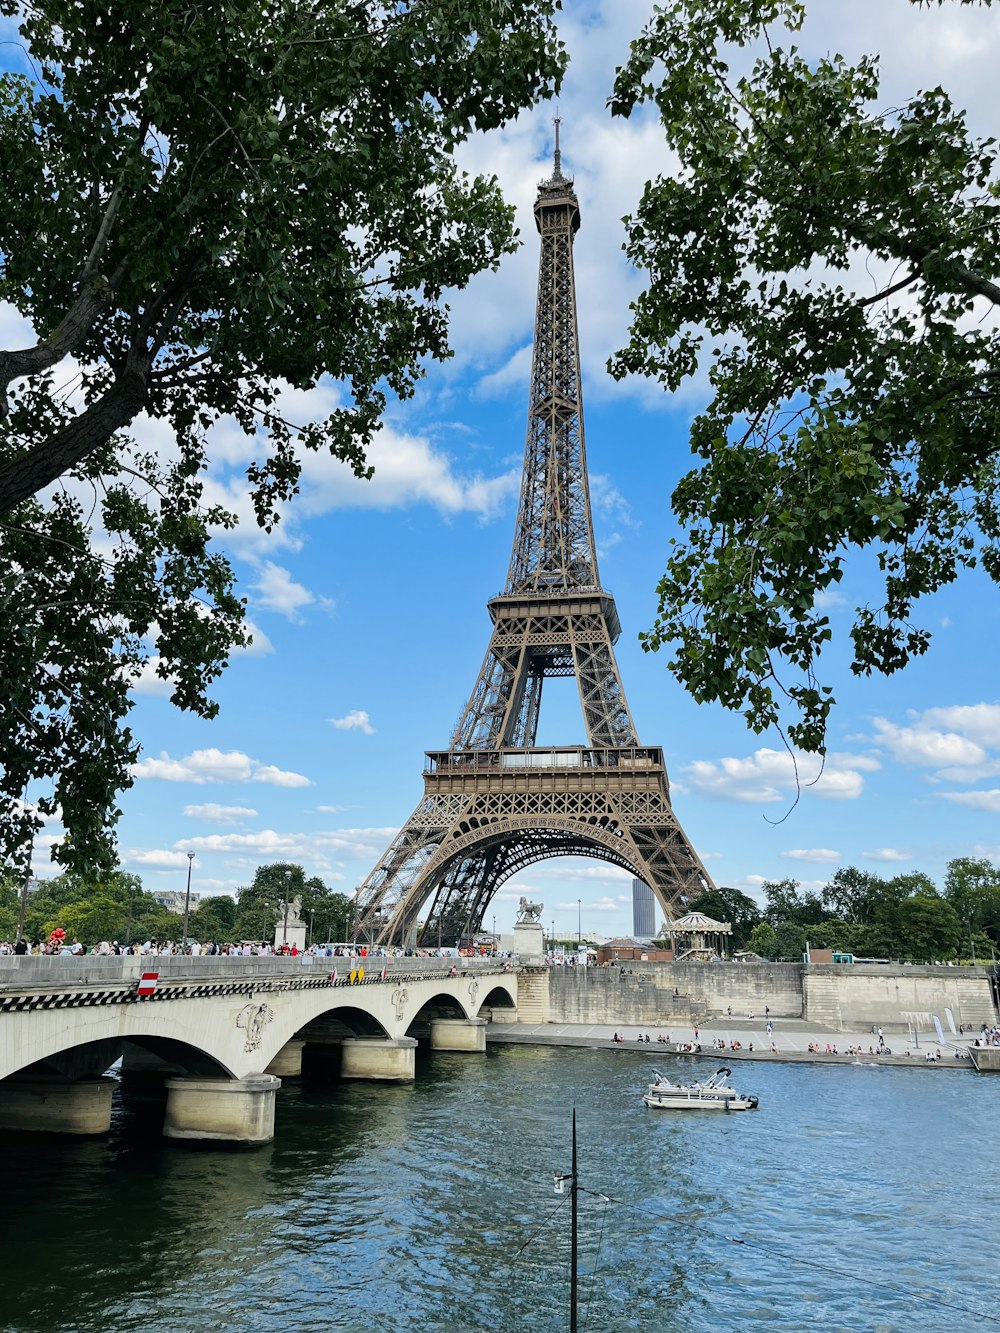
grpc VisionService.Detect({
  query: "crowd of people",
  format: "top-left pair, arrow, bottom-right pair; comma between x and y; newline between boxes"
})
0,935 -> 509,960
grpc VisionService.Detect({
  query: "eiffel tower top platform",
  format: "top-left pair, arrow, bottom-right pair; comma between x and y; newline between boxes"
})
355,125 -> 714,947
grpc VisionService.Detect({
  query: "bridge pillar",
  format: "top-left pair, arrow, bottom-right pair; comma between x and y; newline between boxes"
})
163,1074 -> 281,1144
0,1076 -> 115,1136
266,1039 -> 305,1079
429,1018 -> 487,1053
340,1036 -> 417,1082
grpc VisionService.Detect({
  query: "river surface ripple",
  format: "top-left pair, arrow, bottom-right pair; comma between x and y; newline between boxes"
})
1,1047 -> 998,1333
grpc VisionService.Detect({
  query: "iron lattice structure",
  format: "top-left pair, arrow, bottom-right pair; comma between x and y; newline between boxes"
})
356,134 -> 715,946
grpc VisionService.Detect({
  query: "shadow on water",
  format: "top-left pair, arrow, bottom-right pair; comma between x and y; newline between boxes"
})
0,1049 -> 997,1331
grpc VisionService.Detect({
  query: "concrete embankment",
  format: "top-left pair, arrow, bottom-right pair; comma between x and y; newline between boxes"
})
486,1021 -> 984,1072
521,960 -> 998,1031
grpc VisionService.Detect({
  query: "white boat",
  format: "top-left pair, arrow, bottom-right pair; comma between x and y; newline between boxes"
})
643,1066 -> 759,1112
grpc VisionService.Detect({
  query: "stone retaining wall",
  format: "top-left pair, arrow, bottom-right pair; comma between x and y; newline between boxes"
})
533,961 -> 997,1030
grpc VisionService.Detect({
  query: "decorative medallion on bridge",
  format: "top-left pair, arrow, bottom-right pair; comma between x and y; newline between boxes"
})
237,1001 -> 274,1053
354,123 -> 714,948
391,986 -> 409,1021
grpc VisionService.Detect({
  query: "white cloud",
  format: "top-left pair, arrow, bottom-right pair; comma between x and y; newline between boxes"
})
581,895 -> 631,914
861,848 -> 912,863
251,765 -> 313,788
475,344 -> 532,398
239,619 -> 275,656
942,790 -> 1000,813
315,804 -> 347,814
131,748 -> 311,787
251,561 -> 319,621
330,709 -> 376,735
127,849 -> 197,868
182,803 -> 258,825
130,656 -> 175,698
918,704 -> 1000,750
176,825 -> 396,866
528,862 -> 634,884
873,718 -> 987,769
683,748 -> 878,803
781,849 -> 841,864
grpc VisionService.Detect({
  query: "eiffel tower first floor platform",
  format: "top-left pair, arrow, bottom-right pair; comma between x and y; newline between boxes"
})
355,746 -> 714,947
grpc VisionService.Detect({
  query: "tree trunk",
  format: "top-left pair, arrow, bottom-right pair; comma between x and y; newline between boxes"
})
0,347 -> 151,513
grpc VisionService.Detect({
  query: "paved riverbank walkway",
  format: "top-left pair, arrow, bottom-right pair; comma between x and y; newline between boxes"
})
487,1017 -> 986,1071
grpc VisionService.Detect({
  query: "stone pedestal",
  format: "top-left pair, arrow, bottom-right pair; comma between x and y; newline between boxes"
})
163,1074 -> 281,1144
273,923 -> 307,953
0,1076 -> 115,1135
265,1039 -> 305,1079
513,920 -> 545,962
340,1036 -> 417,1082
429,1018 -> 487,1053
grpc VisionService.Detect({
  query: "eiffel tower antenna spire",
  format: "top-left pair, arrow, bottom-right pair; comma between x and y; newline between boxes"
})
354,127 -> 714,949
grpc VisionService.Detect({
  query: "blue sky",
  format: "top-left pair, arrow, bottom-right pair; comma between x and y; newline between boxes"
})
10,1 -> 1000,937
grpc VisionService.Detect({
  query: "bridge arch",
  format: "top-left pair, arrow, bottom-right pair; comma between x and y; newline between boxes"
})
1,1026 -> 238,1084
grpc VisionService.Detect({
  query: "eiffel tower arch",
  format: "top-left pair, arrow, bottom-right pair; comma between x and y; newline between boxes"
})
356,126 -> 715,947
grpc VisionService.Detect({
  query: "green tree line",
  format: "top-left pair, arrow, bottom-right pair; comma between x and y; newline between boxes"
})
680,858 -> 1000,963
0,861 -> 354,947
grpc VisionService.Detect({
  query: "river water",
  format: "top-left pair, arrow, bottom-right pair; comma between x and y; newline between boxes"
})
1,1046 -> 997,1333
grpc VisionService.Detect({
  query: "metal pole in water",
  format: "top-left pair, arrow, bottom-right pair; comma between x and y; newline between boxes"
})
570,1108 -> 578,1333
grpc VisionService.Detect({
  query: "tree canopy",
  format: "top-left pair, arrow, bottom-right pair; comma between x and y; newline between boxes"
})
0,0 -> 565,873
749,858 -> 997,961
610,0 -> 1000,753
0,868 -> 183,944
232,862 -> 353,944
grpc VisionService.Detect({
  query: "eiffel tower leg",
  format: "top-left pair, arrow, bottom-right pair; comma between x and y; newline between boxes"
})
354,795 -> 462,943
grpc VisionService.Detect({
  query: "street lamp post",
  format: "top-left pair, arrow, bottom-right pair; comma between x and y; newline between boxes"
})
182,852 -> 195,949
577,898 -> 581,950
551,919 -> 556,953
15,870 -> 29,946
282,868 -> 292,946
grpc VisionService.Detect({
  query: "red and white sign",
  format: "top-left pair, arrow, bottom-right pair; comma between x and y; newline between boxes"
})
137,971 -> 159,997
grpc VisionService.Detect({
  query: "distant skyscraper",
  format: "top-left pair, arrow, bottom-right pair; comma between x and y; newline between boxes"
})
632,878 -> 656,940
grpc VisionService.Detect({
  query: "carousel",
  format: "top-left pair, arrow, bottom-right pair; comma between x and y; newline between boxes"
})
669,911 -> 732,961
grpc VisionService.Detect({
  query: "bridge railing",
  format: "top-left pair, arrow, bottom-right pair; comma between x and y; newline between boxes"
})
0,954 -> 516,991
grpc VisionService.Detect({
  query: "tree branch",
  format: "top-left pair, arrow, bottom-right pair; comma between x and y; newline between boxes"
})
856,268 -> 921,308
80,185 -> 123,283
0,345 -> 152,514
953,262 -> 1000,307
0,267 -> 125,421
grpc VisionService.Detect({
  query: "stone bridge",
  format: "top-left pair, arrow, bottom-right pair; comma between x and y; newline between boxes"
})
0,955 -> 517,1143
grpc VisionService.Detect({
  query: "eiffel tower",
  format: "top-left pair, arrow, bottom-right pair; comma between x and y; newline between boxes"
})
356,126 -> 715,946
